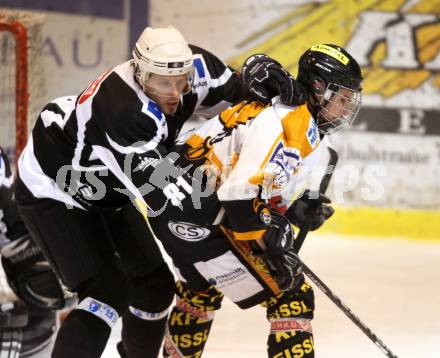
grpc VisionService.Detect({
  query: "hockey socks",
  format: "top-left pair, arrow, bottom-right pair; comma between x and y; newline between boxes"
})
52,297 -> 119,358
163,282 -> 223,358
119,306 -> 169,358
263,282 -> 315,358
163,299 -> 215,358
267,330 -> 314,358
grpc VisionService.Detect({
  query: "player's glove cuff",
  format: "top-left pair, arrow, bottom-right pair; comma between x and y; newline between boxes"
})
260,210 -> 302,291
286,189 -> 335,231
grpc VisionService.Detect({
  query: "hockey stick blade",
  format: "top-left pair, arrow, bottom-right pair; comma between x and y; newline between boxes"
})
301,262 -> 399,358
294,145 -> 338,253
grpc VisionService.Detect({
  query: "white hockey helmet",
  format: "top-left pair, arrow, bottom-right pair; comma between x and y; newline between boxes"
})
132,26 -> 194,85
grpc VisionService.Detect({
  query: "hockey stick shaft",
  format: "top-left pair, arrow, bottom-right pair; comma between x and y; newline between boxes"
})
292,147 -> 399,357
301,262 -> 399,358
293,146 -> 339,253
317,146 -> 339,195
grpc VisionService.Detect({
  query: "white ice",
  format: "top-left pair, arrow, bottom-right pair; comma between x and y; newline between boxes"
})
98,233 -> 440,358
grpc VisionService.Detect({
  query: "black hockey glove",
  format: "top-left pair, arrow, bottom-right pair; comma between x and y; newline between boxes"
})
262,210 -> 302,291
242,54 -> 307,106
1,235 -> 68,310
286,189 -> 335,231
21,311 -> 57,357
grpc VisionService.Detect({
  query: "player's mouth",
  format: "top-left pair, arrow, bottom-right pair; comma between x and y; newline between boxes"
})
167,100 -> 179,107
167,100 -> 179,111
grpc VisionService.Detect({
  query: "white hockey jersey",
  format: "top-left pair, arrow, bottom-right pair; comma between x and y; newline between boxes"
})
168,98 -> 324,238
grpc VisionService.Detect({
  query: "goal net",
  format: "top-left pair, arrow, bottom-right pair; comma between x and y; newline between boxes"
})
0,9 -> 46,165
0,10 -> 46,303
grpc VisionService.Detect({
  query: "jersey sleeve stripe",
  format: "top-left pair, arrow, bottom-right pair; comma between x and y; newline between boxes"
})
193,58 -> 206,78
226,228 -> 266,241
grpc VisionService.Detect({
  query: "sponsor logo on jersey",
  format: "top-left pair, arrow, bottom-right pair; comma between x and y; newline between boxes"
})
79,297 -> 118,327
78,70 -> 111,104
268,142 -> 301,174
306,119 -> 319,149
168,221 -> 211,241
208,267 -> 247,286
88,300 -> 101,313
260,207 -> 272,226
134,157 -> 161,172
192,80 -> 208,89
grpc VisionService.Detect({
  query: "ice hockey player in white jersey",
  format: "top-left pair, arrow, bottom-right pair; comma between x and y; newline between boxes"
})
138,44 -> 363,358
0,147 -> 71,358
13,25 -> 307,358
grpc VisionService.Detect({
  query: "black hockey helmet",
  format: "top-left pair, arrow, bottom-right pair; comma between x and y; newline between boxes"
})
297,44 -> 363,135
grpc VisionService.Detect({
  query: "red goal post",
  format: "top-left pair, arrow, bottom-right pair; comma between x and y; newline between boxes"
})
0,10 -> 45,165
0,10 -> 45,301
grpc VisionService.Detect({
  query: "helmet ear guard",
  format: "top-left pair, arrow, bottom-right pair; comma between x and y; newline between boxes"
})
311,77 -> 326,95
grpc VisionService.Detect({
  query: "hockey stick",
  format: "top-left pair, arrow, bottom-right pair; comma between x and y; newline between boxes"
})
293,146 -> 399,358
301,262 -> 399,358
293,145 -> 339,253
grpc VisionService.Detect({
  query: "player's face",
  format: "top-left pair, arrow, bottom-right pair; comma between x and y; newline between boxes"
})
143,73 -> 190,115
316,84 -> 361,134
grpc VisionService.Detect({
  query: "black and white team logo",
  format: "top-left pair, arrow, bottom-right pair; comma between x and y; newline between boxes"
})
168,221 -> 211,242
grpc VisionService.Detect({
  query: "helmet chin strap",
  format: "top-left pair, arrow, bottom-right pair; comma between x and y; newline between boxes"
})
316,116 -> 335,135
306,78 -> 342,135
306,94 -> 335,136
306,90 -> 323,120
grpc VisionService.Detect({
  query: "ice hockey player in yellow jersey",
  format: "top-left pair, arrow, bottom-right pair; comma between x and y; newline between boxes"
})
147,43 -> 363,358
